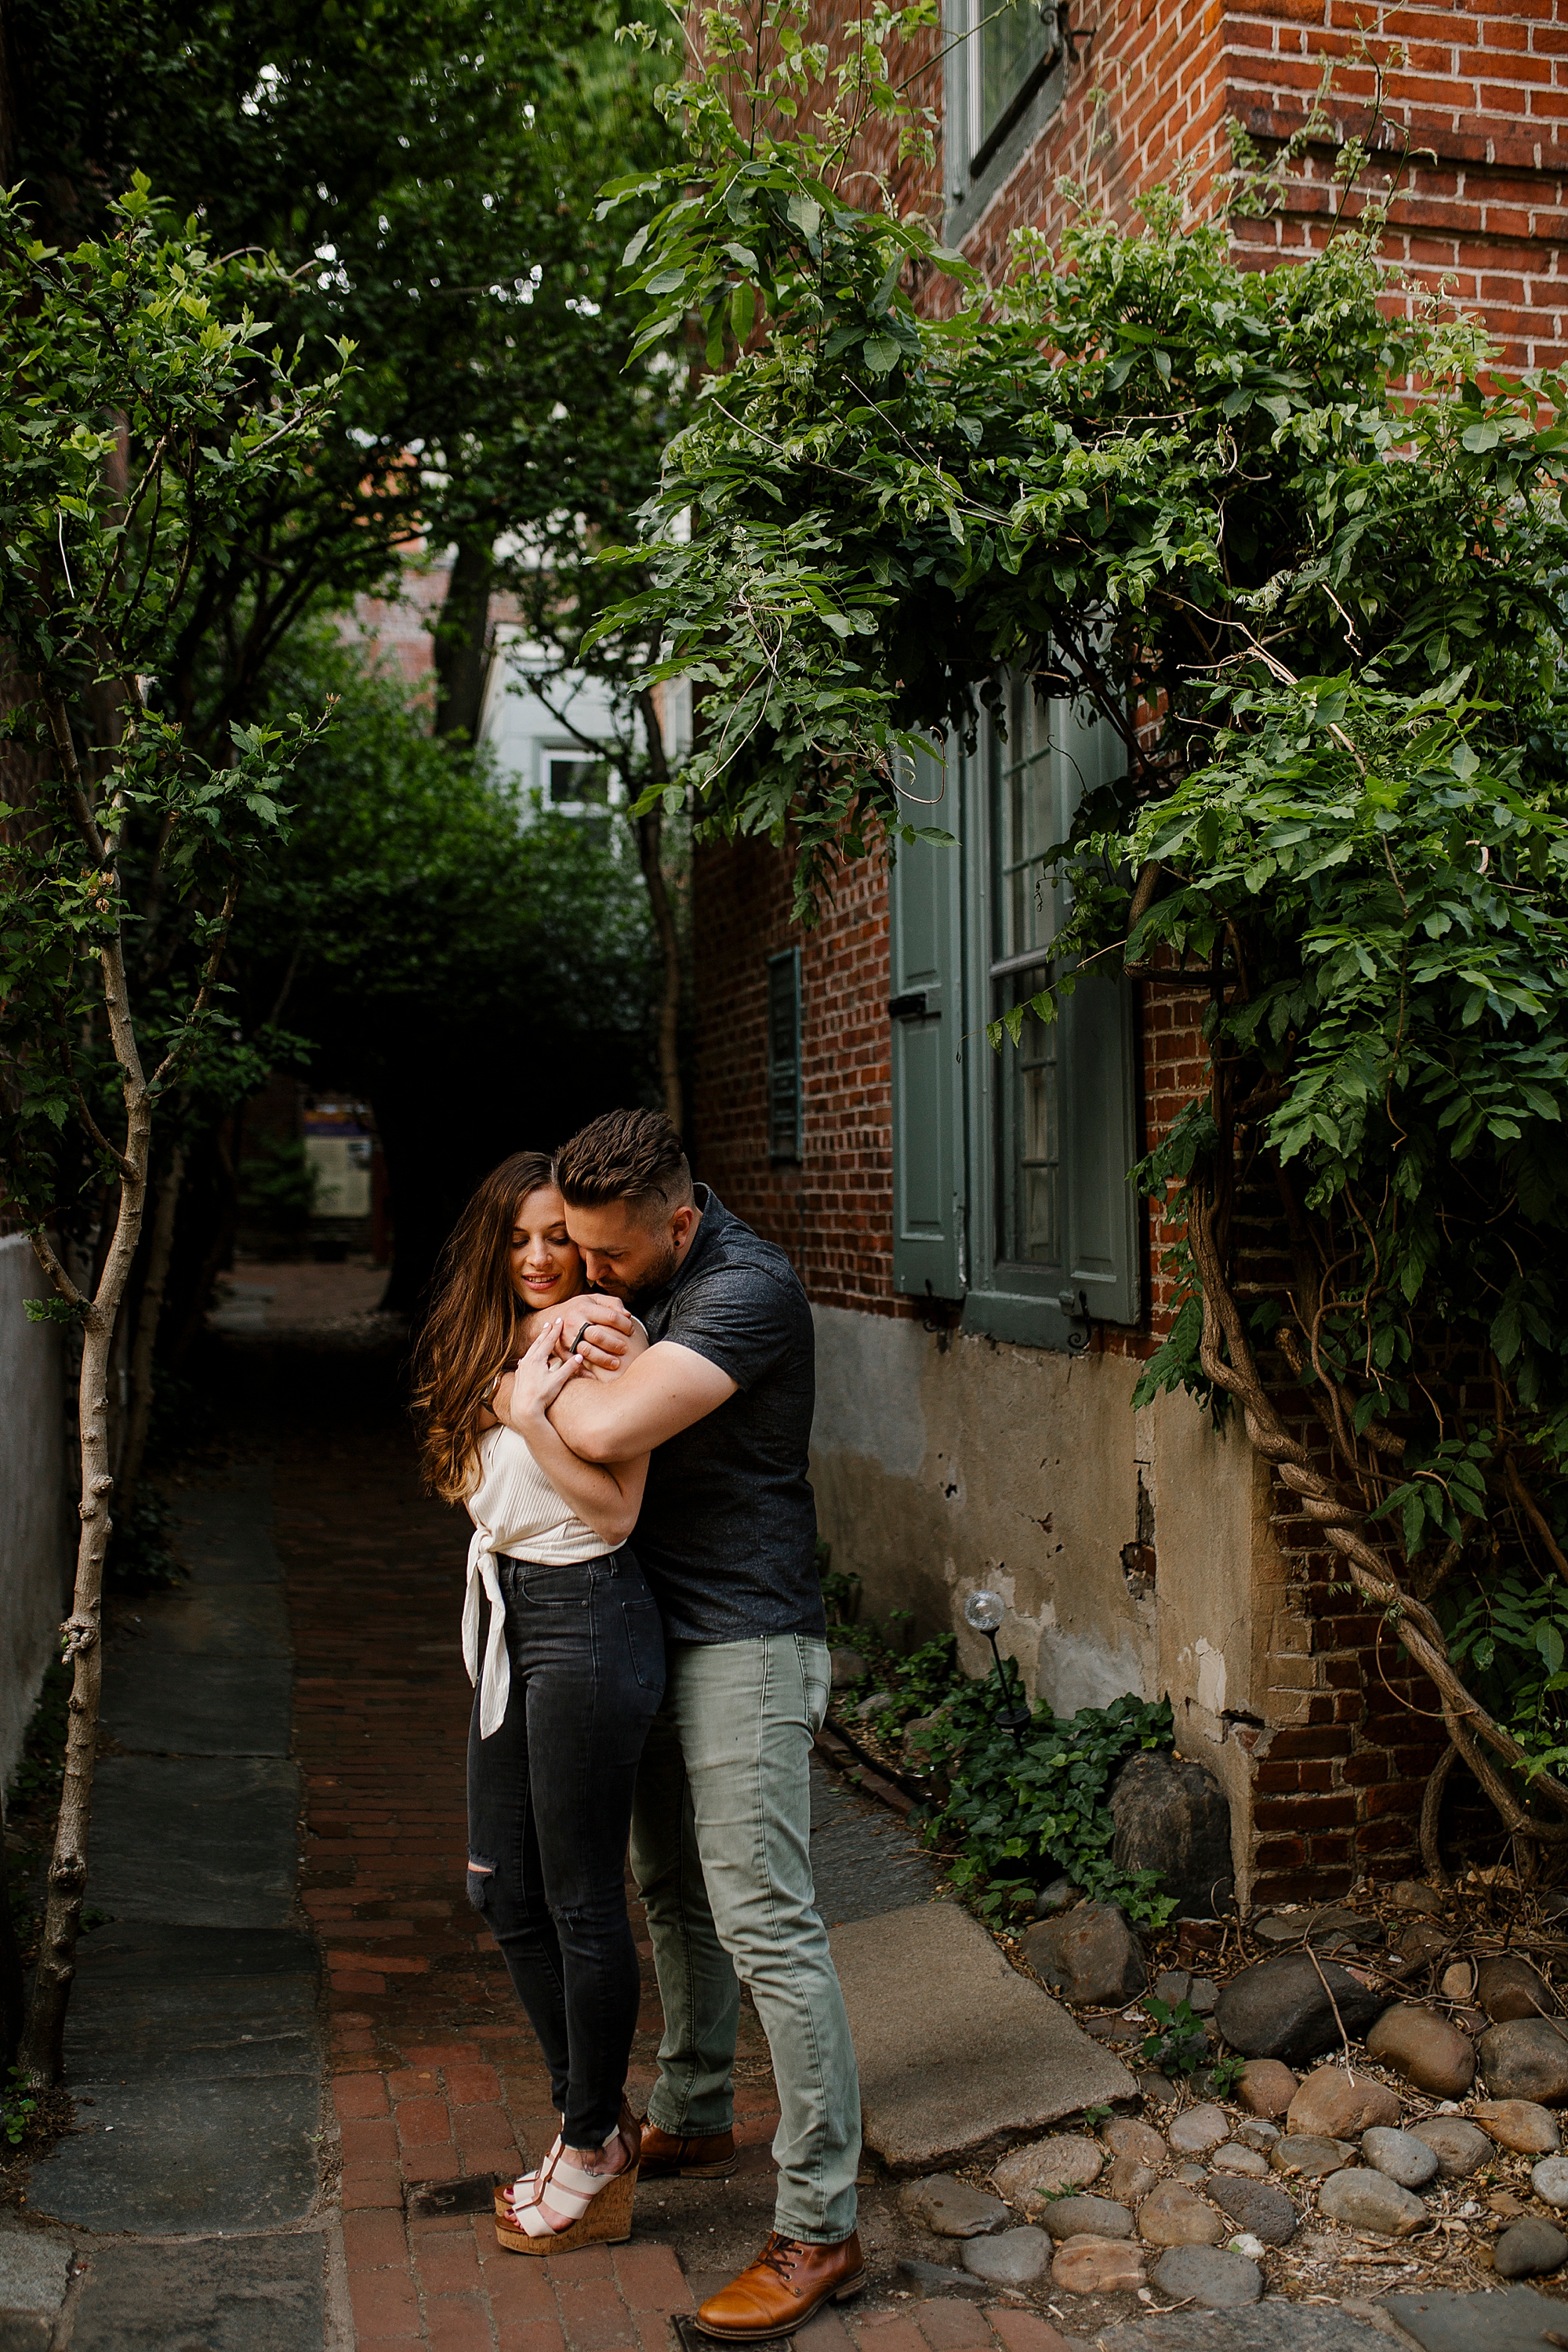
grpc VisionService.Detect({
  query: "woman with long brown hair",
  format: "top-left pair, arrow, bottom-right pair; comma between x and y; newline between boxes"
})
412,1149 -> 662,2255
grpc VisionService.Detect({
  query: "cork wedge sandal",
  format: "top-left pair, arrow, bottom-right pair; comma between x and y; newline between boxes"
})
495,2103 -> 641,2257
493,2123 -> 562,2222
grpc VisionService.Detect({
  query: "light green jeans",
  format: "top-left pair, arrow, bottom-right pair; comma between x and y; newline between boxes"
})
629,1632 -> 861,2244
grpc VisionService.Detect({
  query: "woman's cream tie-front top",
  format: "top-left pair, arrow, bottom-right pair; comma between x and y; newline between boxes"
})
462,1422 -> 605,1739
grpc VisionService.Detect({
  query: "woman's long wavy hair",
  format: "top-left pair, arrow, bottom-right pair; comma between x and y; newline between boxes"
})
412,1151 -> 580,1504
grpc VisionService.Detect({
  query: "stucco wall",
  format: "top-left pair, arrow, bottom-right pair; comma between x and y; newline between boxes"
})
0,1236 -> 68,1792
810,1302 -> 1267,1904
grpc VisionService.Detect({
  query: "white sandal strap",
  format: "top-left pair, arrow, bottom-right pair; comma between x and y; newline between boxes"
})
511,2136 -> 627,2228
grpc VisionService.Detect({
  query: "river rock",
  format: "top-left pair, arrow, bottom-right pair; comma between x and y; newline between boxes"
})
1033,1876 -> 1082,1918
829,1646 -> 867,1688
1391,1881 -> 1445,1915
1167,2103 -> 1229,2155
961,2226 -> 1052,2285
1287,2065 -> 1402,2140
1411,2116 -> 1492,2177
1235,2118 -> 1280,2152
992,2135 -> 1102,2205
1103,2116 -> 1166,2165
900,2175 -> 1010,2237
1365,2003 -> 1476,2096
1136,2180 -> 1225,2247
1316,2166 -> 1428,2238
1040,2195 -> 1133,2241
1210,2142 -> 1268,2178
1476,1956 -> 1559,2024
1533,2156 -> 1568,2209
1253,1907 -> 1381,1951
1023,1902 -> 1145,2008
1395,1919 -> 1448,1970
1207,2174 -> 1299,2246
1190,1976 -> 1218,2014
1110,1749 -> 1235,1919
1479,2019 -> 1568,2103
1214,1953 -> 1388,2063
1051,2235 -> 1145,2294
1362,2126 -> 1440,2190
1149,2245 -> 1262,2308
1238,2059 -> 1298,2117
1105,2155 -> 1159,2205
1473,2099 -> 1561,2154
1494,2217 -> 1568,2279
1270,2134 -> 1354,2180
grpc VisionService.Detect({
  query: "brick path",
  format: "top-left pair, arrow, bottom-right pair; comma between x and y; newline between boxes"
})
263,1343 -> 1082,2352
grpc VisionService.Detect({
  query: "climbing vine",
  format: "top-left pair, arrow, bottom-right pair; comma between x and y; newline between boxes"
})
591,5 -> 1568,1870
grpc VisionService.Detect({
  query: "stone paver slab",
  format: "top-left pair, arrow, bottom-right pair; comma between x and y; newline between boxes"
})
114,1579 -> 291,1656
101,1653 -> 293,1758
1379,2285 -> 1568,2349
829,1901 -> 1136,2171
1096,2310 -> 1383,2350
30,2072 -> 321,2234
810,1760 -> 939,1926
61,1924 -> 317,2087
87,1754 -> 299,1928
70,2232 -> 324,2350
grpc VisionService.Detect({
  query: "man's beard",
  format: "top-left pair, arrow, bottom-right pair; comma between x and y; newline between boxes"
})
630,1235 -> 681,1301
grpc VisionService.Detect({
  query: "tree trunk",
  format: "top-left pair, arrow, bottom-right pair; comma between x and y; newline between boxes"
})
19,934 -> 151,2085
117,1139 -> 185,1519
433,536 -> 493,742
634,689 -> 684,1134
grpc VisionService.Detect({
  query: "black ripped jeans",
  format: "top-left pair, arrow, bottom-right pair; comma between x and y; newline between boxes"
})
466,1550 -> 665,2148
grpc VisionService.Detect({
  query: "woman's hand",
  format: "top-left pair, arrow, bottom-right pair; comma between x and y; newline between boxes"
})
497,1321 -> 586,1434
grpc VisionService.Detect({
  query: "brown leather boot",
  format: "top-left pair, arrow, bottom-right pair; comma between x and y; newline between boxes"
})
695,2233 -> 865,2340
637,2122 -> 738,2180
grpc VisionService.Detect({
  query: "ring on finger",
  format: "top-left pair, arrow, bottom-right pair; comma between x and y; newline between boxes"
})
572,1322 -> 592,1353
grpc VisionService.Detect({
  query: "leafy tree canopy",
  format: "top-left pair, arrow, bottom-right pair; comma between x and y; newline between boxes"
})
9,0 -> 679,742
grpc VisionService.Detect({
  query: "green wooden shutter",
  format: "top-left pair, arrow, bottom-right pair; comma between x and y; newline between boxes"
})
1058,697 -> 1139,1328
890,750 -> 965,1300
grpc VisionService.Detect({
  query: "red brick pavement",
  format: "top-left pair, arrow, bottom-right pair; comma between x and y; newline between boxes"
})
271,1368 -> 1079,2352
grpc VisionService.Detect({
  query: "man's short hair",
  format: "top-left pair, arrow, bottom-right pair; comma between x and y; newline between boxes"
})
555,1109 -> 694,1220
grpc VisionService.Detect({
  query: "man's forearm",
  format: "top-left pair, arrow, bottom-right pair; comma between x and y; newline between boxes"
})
544,1375 -> 625,1465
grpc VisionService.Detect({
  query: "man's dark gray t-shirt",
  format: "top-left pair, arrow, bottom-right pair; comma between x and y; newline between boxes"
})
630,1187 -> 823,1645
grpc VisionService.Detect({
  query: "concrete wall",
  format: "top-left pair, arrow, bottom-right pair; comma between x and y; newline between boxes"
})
810,1304 -> 1270,1908
0,1236 -> 69,1793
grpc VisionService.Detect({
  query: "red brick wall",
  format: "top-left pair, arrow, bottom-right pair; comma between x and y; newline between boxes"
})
690,837 -> 916,1319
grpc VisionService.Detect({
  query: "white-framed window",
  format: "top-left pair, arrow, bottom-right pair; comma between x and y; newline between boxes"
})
946,2 -> 1068,232
889,680 -> 1140,1346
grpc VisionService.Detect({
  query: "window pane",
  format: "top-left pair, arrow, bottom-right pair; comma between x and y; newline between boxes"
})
548,756 -> 610,804
979,1 -> 1051,147
992,677 -> 1066,1269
